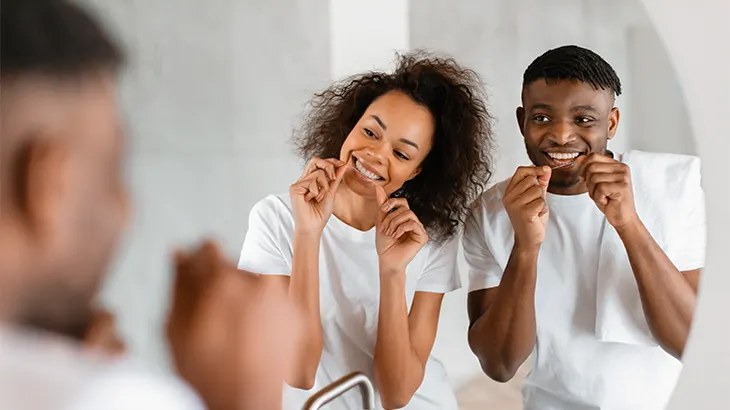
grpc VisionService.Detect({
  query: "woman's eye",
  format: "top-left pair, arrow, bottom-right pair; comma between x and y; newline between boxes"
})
364,128 -> 376,138
395,151 -> 409,160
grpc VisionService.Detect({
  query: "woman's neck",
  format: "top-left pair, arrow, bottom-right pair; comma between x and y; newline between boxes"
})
332,185 -> 380,232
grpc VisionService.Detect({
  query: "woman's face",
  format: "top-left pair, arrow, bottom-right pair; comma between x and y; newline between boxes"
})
339,91 -> 435,198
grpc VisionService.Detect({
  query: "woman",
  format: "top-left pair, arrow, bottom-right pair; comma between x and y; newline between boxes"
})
238,51 -> 494,409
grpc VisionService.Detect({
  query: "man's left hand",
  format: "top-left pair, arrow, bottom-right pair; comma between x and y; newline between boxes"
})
579,153 -> 639,230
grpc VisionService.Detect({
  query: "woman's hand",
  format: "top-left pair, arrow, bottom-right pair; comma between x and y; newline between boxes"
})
290,157 -> 349,236
375,185 -> 428,275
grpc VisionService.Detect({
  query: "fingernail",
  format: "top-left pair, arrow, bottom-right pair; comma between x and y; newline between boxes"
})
381,203 -> 390,211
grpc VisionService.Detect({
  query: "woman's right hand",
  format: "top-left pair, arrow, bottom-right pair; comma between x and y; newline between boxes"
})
290,156 -> 350,235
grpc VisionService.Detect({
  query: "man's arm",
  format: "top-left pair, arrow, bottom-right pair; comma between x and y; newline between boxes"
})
467,245 -> 538,382
580,154 -> 703,359
617,220 -> 699,358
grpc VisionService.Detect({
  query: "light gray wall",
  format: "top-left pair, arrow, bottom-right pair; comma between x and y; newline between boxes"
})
79,0 -> 331,372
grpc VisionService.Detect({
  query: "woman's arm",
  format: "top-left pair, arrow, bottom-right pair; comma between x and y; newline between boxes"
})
374,283 -> 444,409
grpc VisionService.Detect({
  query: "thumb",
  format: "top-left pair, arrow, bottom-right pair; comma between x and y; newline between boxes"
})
536,166 -> 551,189
330,162 -> 350,192
374,184 -> 388,208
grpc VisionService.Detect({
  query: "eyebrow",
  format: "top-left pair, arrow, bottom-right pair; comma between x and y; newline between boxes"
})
370,115 -> 420,150
530,103 -> 599,113
371,115 -> 387,130
399,138 -> 420,150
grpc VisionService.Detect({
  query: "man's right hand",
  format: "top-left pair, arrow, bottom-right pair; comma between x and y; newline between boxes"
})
290,157 -> 350,236
166,241 -> 296,410
502,166 -> 552,248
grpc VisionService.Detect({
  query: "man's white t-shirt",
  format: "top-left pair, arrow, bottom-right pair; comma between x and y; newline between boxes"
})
0,326 -> 204,410
238,194 -> 461,410
463,154 -> 706,410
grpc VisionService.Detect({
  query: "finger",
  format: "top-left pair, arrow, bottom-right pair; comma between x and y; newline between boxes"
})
578,153 -> 615,179
505,175 -> 540,200
330,161 -> 351,193
514,185 -> 545,207
590,182 -> 626,206
506,166 -> 551,194
381,197 -> 410,213
381,207 -> 412,235
394,220 -> 427,241
390,212 -> 421,238
524,196 -> 548,221
375,185 -> 388,209
304,177 -> 321,200
312,170 -> 330,201
302,157 -> 333,179
584,171 -> 626,186
536,166 -> 552,187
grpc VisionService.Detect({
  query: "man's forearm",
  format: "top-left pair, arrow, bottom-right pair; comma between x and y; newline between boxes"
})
617,219 -> 697,358
468,245 -> 538,382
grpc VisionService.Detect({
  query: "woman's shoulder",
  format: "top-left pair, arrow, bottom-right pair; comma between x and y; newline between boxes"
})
248,194 -> 293,220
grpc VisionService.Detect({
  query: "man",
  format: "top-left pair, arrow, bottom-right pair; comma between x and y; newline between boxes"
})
0,1 -> 293,409
464,45 -> 705,410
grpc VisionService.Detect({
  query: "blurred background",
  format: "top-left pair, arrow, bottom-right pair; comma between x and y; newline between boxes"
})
78,0 -> 694,408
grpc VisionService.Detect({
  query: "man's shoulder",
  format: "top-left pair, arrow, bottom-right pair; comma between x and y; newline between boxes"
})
623,150 -> 701,178
469,178 -> 511,214
622,150 -> 702,197
72,363 -> 204,410
0,327 -> 203,410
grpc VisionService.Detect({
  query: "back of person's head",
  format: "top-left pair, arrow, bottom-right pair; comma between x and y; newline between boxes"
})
522,45 -> 622,99
0,0 -> 129,339
293,51 -> 495,242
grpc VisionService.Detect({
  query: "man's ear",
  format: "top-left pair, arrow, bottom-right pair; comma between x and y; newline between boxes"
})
516,106 -> 526,136
17,134 -> 71,238
608,107 -> 620,140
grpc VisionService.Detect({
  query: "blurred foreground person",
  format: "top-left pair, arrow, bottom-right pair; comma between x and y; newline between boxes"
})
0,1 -> 294,409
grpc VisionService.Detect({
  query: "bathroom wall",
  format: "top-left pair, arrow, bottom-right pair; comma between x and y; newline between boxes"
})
78,0 -> 332,372
78,0 -> 694,391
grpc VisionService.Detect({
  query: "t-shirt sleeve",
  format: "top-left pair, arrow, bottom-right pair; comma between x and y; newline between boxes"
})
237,196 -> 293,276
414,235 -> 462,294
462,202 -> 504,292
669,158 -> 706,272
71,368 -> 205,410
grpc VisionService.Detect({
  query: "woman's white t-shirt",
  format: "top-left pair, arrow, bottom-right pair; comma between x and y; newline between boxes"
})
238,194 -> 461,410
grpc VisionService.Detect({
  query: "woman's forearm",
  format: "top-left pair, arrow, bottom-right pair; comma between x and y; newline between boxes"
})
374,268 -> 424,409
287,231 -> 324,389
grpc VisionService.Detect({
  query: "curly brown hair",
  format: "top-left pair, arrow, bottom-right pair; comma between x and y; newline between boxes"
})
293,50 -> 495,243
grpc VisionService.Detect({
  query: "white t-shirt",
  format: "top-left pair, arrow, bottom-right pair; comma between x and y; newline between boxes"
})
464,156 -> 706,410
238,194 -> 461,410
0,326 -> 204,410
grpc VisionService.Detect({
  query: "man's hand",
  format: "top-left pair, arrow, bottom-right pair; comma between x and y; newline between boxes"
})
503,166 -> 552,248
578,153 -> 639,230
166,241 -> 296,410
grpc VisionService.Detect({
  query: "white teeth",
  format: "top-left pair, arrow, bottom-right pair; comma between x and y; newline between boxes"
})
355,159 -> 381,180
547,152 -> 580,160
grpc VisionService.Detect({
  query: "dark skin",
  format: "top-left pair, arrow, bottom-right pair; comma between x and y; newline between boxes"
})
467,79 -> 701,382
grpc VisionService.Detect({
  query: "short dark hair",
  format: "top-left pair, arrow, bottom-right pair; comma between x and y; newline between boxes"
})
522,45 -> 622,97
0,0 -> 124,79
293,50 -> 495,243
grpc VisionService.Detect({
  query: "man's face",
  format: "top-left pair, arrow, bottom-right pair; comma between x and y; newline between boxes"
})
517,79 -> 620,194
7,74 -> 130,337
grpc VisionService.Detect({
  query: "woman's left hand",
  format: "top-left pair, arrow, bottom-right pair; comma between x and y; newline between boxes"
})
375,186 -> 428,274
